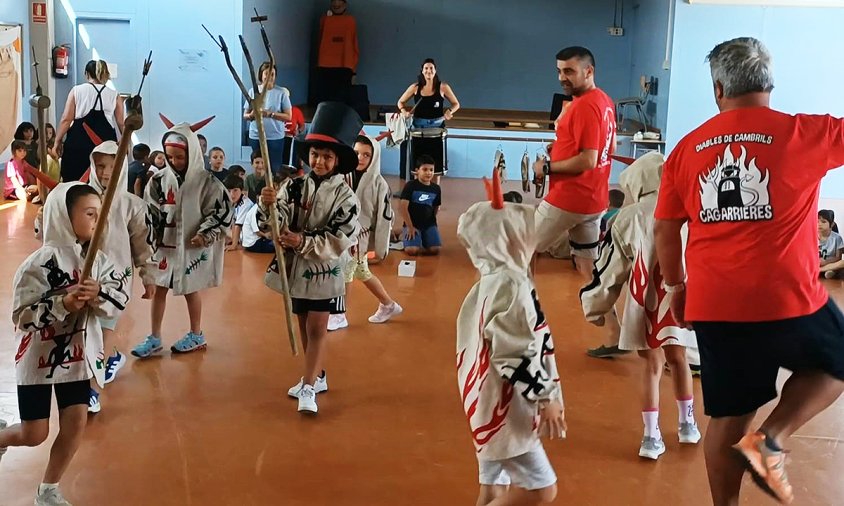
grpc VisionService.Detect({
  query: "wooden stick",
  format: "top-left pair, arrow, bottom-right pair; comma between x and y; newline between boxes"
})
80,106 -> 143,281
208,16 -> 298,356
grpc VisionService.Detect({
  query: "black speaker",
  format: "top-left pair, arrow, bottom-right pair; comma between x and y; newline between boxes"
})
349,84 -> 371,122
550,93 -> 572,129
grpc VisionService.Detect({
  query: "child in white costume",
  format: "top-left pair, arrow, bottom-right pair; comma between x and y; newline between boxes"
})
132,117 -> 234,358
328,135 -> 402,331
456,170 -> 565,506
580,152 -> 701,460
260,102 -> 361,415
0,182 -> 129,505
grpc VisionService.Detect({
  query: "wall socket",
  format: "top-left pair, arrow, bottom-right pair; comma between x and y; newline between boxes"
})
607,26 -> 624,36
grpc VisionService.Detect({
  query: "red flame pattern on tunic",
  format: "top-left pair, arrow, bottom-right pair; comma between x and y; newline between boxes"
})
629,247 -> 682,349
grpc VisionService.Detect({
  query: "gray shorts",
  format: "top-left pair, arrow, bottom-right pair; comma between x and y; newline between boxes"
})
535,200 -> 603,259
478,446 -> 557,491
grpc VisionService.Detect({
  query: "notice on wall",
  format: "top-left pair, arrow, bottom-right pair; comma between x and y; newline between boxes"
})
178,49 -> 209,72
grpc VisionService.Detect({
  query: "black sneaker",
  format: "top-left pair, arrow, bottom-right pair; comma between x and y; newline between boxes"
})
586,345 -> 630,359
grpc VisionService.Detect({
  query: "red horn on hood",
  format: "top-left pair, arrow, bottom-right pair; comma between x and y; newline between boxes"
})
159,113 -> 175,129
483,166 -> 504,210
82,123 -> 104,146
190,115 -> 216,132
24,164 -> 58,189
611,154 -> 637,166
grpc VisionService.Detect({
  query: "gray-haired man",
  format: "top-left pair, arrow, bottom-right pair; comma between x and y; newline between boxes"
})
654,37 -> 844,505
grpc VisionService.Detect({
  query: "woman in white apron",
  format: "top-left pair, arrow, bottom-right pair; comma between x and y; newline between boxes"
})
53,59 -> 124,182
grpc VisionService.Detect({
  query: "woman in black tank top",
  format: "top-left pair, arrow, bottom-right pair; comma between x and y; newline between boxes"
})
397,58 -> 461,129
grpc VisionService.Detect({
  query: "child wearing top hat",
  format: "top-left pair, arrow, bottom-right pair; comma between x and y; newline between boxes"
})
259,102 -> 361,415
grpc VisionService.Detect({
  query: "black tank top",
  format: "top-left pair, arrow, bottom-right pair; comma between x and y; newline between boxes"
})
414,83 -> 445,120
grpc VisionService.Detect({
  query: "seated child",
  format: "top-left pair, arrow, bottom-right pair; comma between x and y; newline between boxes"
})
128,143 -> 151,194
456,168 -> 563,506
209,146 -> 229,182
245,151 -> 267,202
4,140 -> 39,201
0,183 -> 129,505
230,164 -> 247,180
225,174 -> 255,252
601,188 -> 625,236
819,209 -> 844,279
242,175 -> 285,254
400,154 -> 442,256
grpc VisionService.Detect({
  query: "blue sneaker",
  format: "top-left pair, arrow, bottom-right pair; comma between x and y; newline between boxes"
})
131,335 -> 163,359
104,351 -> 126,384
171,332 -> 207,354
88,389 -> 101,414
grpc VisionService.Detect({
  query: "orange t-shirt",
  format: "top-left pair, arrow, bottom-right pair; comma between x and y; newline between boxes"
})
546,88 -> 616,214
655,107 -> 844,322
318,15 -> 359,71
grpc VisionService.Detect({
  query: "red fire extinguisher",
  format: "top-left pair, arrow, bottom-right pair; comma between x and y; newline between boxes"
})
52,45 -> 70,78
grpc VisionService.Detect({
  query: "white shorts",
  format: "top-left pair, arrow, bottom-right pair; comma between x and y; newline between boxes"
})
344,256 -> 372,283
478,446 -> 557,491
535,200 -> 603,259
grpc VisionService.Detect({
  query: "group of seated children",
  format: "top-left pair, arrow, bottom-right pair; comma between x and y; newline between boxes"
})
819,209 -> 844,279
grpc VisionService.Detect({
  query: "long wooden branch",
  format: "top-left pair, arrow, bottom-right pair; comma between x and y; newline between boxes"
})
206,15 -> 298,356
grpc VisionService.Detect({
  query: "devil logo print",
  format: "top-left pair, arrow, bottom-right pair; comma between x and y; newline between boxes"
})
698,144 -> 773,223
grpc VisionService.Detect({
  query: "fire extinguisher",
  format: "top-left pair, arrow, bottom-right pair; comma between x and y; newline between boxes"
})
52,45 -> 70,78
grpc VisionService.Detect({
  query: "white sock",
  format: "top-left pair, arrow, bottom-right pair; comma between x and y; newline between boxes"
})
642,410 -> 660,438
38,483 -> 58,495
677,397 -> 695,425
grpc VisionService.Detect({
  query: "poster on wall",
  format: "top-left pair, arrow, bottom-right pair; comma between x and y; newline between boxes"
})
0,24 -> 23,165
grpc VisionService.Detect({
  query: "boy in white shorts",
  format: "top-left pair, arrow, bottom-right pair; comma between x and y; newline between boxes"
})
457,169 -> 565,505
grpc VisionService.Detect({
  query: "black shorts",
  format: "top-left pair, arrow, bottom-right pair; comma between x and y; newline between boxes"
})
17,380 -> 91,421
693,298 -> 844,418
292,296 -> 345,315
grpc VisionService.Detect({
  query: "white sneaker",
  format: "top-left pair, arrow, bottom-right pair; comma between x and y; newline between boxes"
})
35,486 -> 72,505
0,419 -> 7,464
368,302 -> 403,324
639,436 -> 666,460
287,373 -> 329,398
297,385 -> 318,414
327,314 -> 349,331
679,422 -> 702,444
389,241 -> 404,251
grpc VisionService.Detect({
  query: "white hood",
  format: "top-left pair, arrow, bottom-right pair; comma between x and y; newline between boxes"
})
87,140 -> 128,196
41,181 -> 90,249
619,151 -> 664,204
357,135 -> 382,184
457,201 -> 536,275
161,123 -> 206,183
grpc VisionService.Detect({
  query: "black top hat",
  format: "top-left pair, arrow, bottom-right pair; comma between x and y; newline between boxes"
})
295,102 -> 363,174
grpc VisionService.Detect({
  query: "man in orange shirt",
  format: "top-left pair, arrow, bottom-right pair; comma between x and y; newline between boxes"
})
655,38 -> 844,505
533,47 -> 616,282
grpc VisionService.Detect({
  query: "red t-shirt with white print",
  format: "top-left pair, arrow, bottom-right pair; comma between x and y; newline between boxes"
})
655,107 -> 844,322
546,88 -> 616,215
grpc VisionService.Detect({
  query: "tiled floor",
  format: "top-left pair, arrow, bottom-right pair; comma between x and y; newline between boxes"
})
0,178 -> 842,505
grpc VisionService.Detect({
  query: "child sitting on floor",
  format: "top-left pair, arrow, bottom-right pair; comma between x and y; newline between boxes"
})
399,154 -> 442,256
225,174 -> 255,252
4,140 -> 39,201
819,209 -> 844,279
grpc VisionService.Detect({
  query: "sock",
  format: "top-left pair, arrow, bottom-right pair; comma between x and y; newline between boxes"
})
318,370 -> 326,379
677,397 -> 695,425
38,483 -> 58,495
642,409 -> 660,438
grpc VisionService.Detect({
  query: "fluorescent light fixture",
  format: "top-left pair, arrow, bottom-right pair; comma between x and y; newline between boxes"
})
78,23 -> 90,49
688,0 -> 844,6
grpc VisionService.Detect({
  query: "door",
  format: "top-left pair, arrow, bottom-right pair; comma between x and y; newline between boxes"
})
75,18 -> 133,94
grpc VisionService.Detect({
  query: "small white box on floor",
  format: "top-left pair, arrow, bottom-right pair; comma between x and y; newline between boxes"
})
398,260 -> 416,277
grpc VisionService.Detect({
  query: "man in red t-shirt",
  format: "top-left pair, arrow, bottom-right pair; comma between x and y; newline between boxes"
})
533,46 -> 616,282
655,37 -> 844,505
